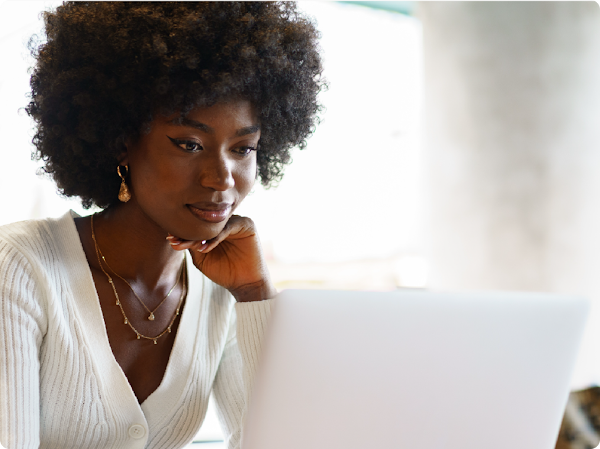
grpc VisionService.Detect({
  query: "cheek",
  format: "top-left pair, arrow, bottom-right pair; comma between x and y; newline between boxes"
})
129,155 -> 185,202
236,161 -> 257,197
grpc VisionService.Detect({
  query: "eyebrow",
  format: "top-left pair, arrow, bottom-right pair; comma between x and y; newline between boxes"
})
169,117 -> 260,137
235,124 -> 261,137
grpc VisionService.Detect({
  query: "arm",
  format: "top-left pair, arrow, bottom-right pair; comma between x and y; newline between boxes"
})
211,299 -> 274,449
169,215 -> 276,447
0,243 -> 46,449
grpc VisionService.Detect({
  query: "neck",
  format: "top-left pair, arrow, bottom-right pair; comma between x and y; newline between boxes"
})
90,202 -> 184,290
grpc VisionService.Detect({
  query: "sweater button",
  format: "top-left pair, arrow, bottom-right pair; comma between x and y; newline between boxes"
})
128,424 -> 146,439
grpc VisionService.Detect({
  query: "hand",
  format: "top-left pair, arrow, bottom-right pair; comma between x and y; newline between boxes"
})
167,215 -> 277,302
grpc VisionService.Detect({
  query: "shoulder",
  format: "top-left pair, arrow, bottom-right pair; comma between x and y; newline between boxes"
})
0,211 -> 78,267
0,216 -> 75,331
0,211 -> 81,288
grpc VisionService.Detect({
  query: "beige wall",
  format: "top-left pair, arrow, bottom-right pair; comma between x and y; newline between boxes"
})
418,2 -> 600,387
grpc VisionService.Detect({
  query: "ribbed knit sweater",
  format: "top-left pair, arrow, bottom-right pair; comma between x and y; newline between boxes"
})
0,211 -> 273,449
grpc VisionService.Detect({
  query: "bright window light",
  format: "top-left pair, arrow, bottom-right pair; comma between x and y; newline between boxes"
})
235,2 -> 425,291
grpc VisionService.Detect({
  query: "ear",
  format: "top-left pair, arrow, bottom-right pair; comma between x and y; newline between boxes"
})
117,135 -> 135,166
117,141 -> 129,166
117,152 -> 129,166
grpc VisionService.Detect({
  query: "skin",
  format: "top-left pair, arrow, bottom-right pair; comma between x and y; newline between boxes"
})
75,99 -> 277,404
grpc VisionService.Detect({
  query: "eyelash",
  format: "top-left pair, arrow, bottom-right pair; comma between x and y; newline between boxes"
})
166,136 -> 257,156
234,146 -> 257,156
167,136 -> 202,152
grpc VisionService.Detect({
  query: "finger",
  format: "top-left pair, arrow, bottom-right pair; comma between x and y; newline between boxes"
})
196,217 -> 253,253
167,234 -> 206,251
188,246 -> 208,266
168,216 -> 255,253
195,232 -> 229,254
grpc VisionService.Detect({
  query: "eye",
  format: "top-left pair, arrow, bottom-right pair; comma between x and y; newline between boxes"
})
167,136 -> 203,153
233,146 -> 257,157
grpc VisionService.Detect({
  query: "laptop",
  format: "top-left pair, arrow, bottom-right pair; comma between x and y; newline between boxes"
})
242,289 -> 590,449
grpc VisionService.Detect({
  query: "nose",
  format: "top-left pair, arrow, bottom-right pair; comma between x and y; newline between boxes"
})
198,151 -> 235,191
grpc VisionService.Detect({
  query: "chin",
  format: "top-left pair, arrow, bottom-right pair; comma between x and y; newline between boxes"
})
175,220 -> 227,242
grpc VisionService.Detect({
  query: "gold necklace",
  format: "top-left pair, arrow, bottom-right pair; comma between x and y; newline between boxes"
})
91,214 -> 187,345
92,215 -> 183,321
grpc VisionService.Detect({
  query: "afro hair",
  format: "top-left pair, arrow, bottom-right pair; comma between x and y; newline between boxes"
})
26,2 -> 325,209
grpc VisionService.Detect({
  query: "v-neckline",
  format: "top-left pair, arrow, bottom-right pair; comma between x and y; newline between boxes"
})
60,210 -> 204,423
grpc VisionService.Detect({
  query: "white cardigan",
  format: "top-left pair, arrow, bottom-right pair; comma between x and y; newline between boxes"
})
0,211 -> 273,449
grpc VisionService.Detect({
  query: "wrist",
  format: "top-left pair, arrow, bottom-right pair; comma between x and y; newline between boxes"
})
230,279 -> 277,303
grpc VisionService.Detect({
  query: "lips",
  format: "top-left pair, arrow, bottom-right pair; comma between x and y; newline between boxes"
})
187,203 -> 232,223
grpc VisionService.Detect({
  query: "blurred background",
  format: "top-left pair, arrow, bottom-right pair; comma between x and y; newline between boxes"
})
1,0 -> 600,446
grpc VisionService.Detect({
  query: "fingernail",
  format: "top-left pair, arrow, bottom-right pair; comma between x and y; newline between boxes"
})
201,240 -> 207,244
197,243 -> 208,252
169,240 -> 181,246
166,235 -> 175,240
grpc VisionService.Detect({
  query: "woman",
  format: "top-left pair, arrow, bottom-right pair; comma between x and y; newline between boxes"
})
0,2 -> 323,449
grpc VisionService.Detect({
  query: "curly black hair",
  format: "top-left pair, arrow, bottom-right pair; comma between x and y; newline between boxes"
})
26,2 -> 324,209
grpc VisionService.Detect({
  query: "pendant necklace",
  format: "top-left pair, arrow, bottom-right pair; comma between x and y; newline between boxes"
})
96,238 -> 183,321
91,214 -> 187,344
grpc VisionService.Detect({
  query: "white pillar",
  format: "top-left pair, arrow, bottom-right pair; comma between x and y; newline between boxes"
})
419,1 -> 600,387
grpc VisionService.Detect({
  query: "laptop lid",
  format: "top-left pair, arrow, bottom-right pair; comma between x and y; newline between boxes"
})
242,289 -> 589,449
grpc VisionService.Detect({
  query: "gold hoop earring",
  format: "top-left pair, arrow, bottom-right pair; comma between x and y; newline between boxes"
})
117,164 -> 131,203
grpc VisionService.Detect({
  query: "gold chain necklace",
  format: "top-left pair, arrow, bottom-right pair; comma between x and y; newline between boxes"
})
91,215 -> 183,321
91,214 -> 187,345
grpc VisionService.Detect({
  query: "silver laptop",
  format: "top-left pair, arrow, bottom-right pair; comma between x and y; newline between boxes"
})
242,289 -> 590,449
